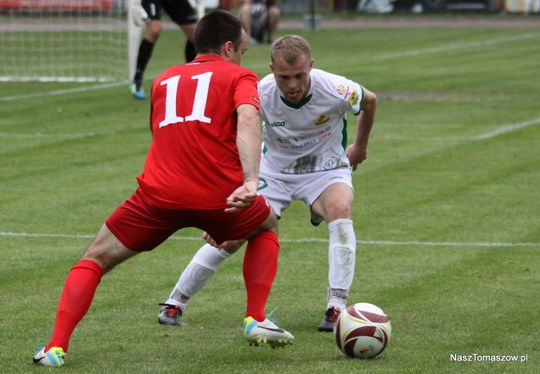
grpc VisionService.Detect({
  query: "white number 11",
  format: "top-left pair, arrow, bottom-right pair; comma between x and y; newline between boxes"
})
159,72 -> 213,128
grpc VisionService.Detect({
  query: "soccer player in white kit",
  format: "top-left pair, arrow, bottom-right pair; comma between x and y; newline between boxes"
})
157,35 -> 378,332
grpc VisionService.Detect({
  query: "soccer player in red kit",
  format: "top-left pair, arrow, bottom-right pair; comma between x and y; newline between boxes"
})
33,10 -> 293,368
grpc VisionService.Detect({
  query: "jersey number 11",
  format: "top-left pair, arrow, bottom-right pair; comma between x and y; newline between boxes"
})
159,72 -> 213,128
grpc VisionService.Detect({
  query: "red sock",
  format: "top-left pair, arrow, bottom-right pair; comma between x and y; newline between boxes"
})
46,260 -> 103,352
243,231 -> 279,321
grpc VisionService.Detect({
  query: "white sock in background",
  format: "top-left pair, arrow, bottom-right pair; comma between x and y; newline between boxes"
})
327,218 -> 356,310
167,243 -> 231,309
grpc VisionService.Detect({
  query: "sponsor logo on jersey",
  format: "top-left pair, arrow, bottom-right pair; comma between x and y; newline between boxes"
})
314,114 -> 330,126
258,177 -> 268,190
337,85 -> 360,106
269,121 -> 286,127
347,88 -> 360,106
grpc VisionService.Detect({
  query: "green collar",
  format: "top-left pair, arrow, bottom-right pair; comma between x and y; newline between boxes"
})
280,93 -> 313,109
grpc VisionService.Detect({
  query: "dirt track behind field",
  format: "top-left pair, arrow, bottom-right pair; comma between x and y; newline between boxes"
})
1,14 -> 538,32
278,15 -> 540,29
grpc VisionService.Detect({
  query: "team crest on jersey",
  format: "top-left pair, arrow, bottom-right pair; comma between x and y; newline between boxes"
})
336,85 -> 348,96
314,114 -> 330,126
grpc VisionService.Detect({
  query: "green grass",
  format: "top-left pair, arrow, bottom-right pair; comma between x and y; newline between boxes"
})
1,18 -> 539,373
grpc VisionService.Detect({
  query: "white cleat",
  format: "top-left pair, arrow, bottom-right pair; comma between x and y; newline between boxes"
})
243,316 -> 294,348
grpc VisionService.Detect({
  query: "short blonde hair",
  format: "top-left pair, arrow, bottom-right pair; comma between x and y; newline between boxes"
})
270,35 -> 312,65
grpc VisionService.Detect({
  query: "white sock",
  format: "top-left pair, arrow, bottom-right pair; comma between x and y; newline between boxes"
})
167,243 -> 231,308
327,288 -> 348,311
327,218 -> 356,309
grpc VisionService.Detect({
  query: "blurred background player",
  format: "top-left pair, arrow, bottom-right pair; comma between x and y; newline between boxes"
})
130,0 -> 199,100
33,10 -> 293,368
239,0 -> 280,44
157,35 -> 377,333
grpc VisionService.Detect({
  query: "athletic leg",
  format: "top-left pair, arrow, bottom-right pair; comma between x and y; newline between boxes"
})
131,20 -> 162,99
45,224 -> 138,352
180,23 -> 197,62
158,242 -> 242,325
311,182 -> 356,331
243,230 -> 279,321
241,212 -> 293,347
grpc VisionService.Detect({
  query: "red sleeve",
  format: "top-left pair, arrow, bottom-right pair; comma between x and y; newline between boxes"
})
234,71 -> 261,112
149,84 -> 154,134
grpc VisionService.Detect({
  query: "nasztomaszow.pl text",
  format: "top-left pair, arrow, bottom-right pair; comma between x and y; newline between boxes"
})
450,354 -> 528,363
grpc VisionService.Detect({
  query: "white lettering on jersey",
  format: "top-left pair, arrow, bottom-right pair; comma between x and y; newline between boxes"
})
159,72 -> 213,128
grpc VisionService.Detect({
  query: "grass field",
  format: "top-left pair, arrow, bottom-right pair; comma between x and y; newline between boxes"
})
1,16 -> 539,373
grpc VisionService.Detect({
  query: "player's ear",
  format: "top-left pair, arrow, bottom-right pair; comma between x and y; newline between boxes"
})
222,41 -> 234,58
269,63 -> 274,72
309,58 -> 315,69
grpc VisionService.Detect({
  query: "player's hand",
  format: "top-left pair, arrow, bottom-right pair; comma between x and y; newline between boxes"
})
202,231 -> 220,247
347,144 -> 367,171
202,232 -> 244,253
131,0 -> 149,27
225,179 -> 258,213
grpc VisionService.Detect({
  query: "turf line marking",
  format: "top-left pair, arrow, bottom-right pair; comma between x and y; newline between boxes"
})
5,115 -> 539,141
0,131 -> 100,140
380,116 -> 540,141
374,33 -> 538,61
0,81 -> 125,102
1,231 -> 538,248
473,116 -> 540,140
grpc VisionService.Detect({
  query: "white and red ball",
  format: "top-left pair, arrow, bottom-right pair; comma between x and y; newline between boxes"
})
335,302 -> 392,359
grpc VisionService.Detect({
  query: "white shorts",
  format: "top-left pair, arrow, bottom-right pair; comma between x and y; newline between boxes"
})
259,157 -> 353,225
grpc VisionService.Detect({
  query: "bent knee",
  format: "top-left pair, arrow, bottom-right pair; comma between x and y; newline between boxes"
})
81,226 -> 136,273
146,23 -> 162,41
329,202 -> 352,220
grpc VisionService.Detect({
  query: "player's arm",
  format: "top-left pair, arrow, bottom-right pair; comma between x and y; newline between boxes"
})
225,103 -> 261,213
347,88 -> 377,171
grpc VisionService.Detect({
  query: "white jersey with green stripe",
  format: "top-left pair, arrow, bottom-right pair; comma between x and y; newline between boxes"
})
260,68 -> 363,174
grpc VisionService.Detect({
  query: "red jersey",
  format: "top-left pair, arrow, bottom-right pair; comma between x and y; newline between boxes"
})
137,55 -> 261,210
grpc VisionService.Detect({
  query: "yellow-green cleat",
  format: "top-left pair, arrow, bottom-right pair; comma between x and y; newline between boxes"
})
33,346 -> 65,367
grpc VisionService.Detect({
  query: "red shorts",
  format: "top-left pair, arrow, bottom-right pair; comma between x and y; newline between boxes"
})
106,188 -> 270,251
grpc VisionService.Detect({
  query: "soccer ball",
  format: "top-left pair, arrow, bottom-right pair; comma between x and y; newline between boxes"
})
335,302 -> 392,359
